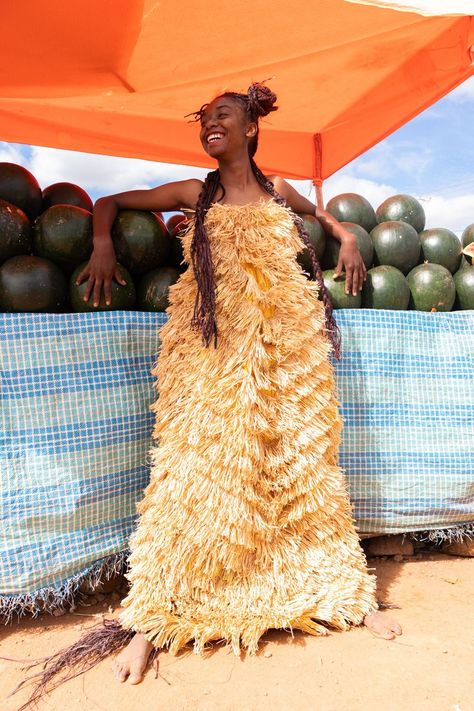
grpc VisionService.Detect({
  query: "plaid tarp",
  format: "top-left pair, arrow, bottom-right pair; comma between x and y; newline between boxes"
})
1,310 -> 473,617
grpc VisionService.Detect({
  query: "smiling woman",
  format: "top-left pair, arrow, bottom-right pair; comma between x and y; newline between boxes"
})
11,82 -> 401,711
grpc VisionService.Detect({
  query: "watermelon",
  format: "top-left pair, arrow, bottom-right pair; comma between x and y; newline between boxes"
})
322,269 -> 361,309
42,182 -> 93,212
112,210 -> 170,275
166,214 -> 187,232
419,228 -> 462,274
322,222 -> 373,270
325,193 -> 377,233
406,263 -> 455,312
0,255 -> 67,312
296,213 -> 326,276
137,267 -> 180,311
361,265 -> 410,310
453,263 -> 474,310
70,262 -> 135,312
462,225 -> 474,265
168,218 -> 190,270
371,221 -> 420,274
0,163 -> 42,220
376,194 -> 425,233
33,205 -> 93,272
0,199 -> 32,263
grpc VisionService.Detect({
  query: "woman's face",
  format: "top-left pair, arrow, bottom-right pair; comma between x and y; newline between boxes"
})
199,97 -> 256,158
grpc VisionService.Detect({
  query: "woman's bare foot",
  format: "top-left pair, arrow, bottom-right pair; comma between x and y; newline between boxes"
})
111,632 -> 155,683
363,610 -> 402,639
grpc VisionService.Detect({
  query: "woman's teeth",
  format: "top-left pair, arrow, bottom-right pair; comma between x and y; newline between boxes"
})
207,133 -> 224,143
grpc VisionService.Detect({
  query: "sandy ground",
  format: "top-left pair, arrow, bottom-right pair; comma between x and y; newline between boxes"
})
1,553 -> 473,711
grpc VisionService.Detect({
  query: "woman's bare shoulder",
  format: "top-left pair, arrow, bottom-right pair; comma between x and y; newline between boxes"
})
178,178 -> 204,211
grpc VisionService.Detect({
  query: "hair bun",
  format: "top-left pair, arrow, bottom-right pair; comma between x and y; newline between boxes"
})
247,82 -> 278,118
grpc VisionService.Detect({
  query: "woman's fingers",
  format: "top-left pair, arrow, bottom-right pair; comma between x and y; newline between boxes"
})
114,268 -> 127,286
103,279 -> 112,306
83,276 -> 95,304
344,264 -> 354,295
75,265 -> 90,286
93,279 -> 103,308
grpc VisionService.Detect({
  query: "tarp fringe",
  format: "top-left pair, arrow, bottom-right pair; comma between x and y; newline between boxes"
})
0,551 -> 129,625
407,522 -> 474,545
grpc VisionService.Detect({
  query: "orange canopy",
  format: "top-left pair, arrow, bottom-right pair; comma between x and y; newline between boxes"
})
0,1 -> 473,182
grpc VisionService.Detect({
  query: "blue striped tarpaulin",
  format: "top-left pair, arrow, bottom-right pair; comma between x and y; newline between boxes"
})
1,310 -> 473,620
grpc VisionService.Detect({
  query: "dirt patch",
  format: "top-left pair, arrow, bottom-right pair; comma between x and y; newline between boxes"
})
1,554 -> 473,711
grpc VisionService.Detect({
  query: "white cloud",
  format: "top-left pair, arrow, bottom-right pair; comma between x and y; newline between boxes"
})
345,140 -> 434,182
0,143 -> 30,168
289,175 -> 398,214
24,145 -> 208,196
445,76 -> 474,103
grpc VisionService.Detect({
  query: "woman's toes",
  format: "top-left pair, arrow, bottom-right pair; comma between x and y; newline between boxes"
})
128,660 -> 147,684
112,661 -> 128,682
128,672 -> 144,685
392,621 -> 403,636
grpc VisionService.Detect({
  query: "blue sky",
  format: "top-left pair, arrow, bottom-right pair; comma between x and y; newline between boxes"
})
1,76 -> 473,236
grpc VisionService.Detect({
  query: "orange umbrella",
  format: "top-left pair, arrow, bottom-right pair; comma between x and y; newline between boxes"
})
0,0 -> 472,204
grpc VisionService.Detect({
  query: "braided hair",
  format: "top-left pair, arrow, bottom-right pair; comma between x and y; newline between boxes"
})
186,82 -> 341,359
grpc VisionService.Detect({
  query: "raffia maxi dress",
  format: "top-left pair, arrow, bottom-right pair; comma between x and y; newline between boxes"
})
117,197 -> 378,656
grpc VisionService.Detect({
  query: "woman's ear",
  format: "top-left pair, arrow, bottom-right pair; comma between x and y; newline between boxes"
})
246,122 -> 257,138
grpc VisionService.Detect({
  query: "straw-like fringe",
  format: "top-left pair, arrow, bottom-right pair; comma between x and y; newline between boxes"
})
117,200 -> 379,655
2,618 -> 144,711
0,551 -> 129,625
408,522 -> 474,545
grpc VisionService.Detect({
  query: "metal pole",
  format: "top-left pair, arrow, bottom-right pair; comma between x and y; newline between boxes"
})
313,133 -> 325,209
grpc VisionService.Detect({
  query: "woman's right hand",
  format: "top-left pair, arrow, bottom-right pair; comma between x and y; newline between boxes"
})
75,240 -> 127,308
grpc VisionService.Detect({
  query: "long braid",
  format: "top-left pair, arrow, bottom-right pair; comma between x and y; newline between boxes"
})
249,157 -> 342,360
190,169 -> 223,348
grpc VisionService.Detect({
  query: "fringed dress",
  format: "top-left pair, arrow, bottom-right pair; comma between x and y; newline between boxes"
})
118,197 -> 378,655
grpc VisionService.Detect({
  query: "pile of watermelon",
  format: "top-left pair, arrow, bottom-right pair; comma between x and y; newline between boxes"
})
0,163 -> 187,313
298,193 -> 474,311
0,162 -> 473,313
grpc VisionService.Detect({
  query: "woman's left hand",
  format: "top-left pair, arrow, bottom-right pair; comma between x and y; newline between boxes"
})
333,233 -> 367,296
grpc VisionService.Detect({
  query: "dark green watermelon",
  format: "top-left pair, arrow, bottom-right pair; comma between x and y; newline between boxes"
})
453,264 -> 474,310
0,255 -> 67,312
361,265 -> 409,310
0,199 -> 32,264
322,222 -> 373,270
42,182 -> 93,212
406,263 -> 455,312
371,220 -> 420,274
376,194 -> 425,233
325,193 -> 377,233
137,267 -> 180,311
322,269 -> 361,309
112,210 -> 170,275
33,204 -> 93,272
462,224 -> 474,265
0,163 -> 42,221
70,262 -> 135,312
296,213 -> 326,276
419,228 -> 462,274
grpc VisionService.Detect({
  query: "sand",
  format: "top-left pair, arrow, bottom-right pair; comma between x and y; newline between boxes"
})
1,553 -> 473,711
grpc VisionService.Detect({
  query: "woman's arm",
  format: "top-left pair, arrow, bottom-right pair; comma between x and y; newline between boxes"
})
77,179 -> 203,307
269,176 -> 366,296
